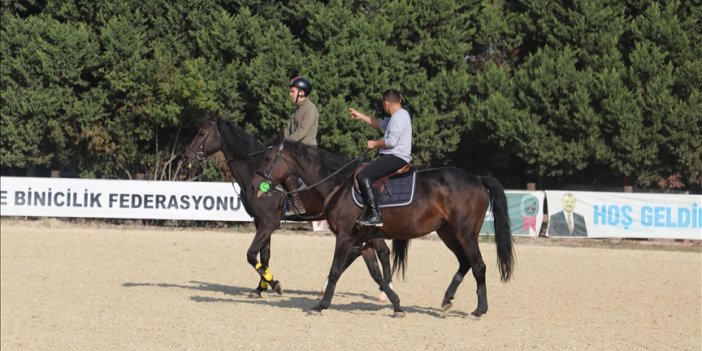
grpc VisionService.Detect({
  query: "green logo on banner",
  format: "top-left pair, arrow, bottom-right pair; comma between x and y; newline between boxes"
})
521,195 -> 539,216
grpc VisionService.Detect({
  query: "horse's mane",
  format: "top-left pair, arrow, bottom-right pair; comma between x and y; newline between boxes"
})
214,115 -> 264,156
283,140 -> 359,184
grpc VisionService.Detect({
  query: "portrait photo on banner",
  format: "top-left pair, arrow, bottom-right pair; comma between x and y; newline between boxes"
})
547,192 -> 588,237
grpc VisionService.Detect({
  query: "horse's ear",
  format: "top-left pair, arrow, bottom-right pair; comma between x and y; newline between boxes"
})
262,132 -> 285,147
277,128 -> 285,141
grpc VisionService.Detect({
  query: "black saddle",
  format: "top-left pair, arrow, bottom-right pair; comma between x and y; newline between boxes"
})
352,169 -> 417,208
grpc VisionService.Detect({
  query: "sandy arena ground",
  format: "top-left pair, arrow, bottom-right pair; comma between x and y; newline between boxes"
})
1,219 -> 700,350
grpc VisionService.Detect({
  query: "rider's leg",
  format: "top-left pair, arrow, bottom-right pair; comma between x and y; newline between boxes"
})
283,175 -> 306,215
355,155 -> 407,226
358,177 -> 382,226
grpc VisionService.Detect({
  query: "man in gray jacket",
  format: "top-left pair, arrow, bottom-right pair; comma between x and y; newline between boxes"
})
349,89 -> 412,226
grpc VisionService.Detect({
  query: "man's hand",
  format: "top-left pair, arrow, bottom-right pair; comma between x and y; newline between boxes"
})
349,108 -> 364,120
350,107 -> 381,129
367,140 -> 384,149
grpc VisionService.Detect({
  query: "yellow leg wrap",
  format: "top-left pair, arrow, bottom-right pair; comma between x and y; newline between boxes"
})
255,263 -> 274,282
263,268 -> 273,281
259,279 -> 269,289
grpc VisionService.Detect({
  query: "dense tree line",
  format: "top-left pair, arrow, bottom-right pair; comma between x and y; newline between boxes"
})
2,0 -> 700,191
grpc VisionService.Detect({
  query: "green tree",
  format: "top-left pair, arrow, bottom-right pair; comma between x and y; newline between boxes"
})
624,1 -> 702,187
514,47 -> 598,178
1,13 -> 100,172
1,0 -> 699,191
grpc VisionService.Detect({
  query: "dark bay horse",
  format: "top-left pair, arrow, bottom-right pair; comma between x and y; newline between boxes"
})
182,114 -> 393,298
253,140 -> 514,318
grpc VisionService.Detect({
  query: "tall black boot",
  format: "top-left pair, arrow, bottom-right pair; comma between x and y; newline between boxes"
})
358,178 -> 383,226
284,176 -> 306,216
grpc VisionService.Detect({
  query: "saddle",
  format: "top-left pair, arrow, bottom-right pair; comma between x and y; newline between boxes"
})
352,163 -> 417,208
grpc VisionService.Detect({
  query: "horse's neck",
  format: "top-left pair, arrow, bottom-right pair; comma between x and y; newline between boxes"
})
220,123 -> 263,160
219,126 -> 263,192
292,156 -> 351,198
218,149 -> 255,187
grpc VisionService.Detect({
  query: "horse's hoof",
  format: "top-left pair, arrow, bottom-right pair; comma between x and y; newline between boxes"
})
469,310 -> 484,320
392,311 -> 406,318
306,309 -> 322,316
248,291 -> 263,299
375,291 -> 388,302
270,280 -> 283,295
440,303 -> 453,317
307,304 -> 325,315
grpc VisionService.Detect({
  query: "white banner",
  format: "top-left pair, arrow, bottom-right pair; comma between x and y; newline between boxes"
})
4,177 -> 700,240
0,177 -> 253,222
546,190 -> 701,240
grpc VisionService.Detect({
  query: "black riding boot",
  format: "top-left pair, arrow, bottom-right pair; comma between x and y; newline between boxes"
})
358,178 -> 383,226
284,176 -> 306,216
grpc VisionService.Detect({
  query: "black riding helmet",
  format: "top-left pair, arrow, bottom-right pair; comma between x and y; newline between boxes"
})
290,77 -> 312,97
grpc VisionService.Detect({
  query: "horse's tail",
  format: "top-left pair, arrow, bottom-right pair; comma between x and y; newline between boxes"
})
391,239 -> 410,280
480,176 -> 514,282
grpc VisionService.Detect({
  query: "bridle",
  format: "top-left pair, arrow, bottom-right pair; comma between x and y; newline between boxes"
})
184,118 -> 265,194
255,142 -> 290,194
185,143 -> 209,165
185,119 -> 219,167
185,118 -> 266,169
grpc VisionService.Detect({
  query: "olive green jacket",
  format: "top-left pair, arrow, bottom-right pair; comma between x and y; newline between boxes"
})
284,98 -> 318,146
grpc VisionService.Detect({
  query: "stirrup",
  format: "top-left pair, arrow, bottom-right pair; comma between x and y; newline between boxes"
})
357,212 -> 383,227
285,203 -> 306,217
285,208 -> 306,217
358,218 -> 383,227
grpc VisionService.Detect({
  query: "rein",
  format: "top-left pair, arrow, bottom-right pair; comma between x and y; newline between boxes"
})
289,151 -> 366,194
282,159 -> 365,221
222,149 -> 266,163
255,144 -> 370,220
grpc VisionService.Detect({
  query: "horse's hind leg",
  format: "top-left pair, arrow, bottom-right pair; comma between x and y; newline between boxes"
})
466,237 -> 488,317
436,226 -> 471,314
439,222 -> 489,317
458,228 -> 488,317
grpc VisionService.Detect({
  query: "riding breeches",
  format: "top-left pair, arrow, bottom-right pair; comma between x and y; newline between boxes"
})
356,154 -> 407,183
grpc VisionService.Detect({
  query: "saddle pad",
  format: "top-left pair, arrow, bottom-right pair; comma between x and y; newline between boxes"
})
352,171 -> 417,208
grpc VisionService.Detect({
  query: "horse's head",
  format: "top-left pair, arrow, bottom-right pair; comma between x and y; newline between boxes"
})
182,114 -> 224,178
253,142 -> 293,198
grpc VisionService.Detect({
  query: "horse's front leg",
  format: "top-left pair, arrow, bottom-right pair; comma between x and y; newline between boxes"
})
371,238 -> 393,302
360,243 -> 404,318
309,235 -> 359,315
246,224 -> 282,298
318,238 -> 393,300
254,242 -> 284,296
